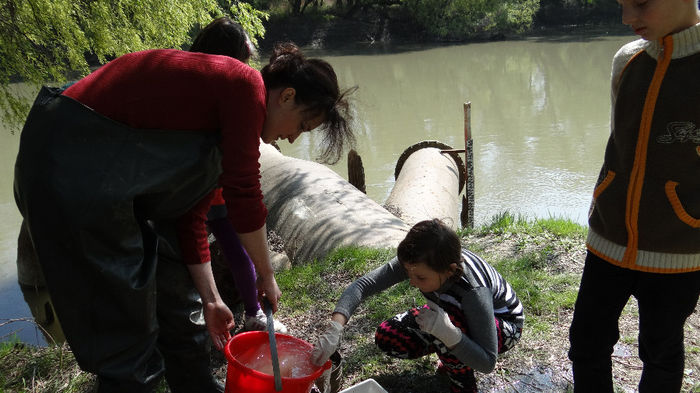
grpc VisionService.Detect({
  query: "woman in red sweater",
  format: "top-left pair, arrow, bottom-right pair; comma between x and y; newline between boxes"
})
14,41 -> 354,392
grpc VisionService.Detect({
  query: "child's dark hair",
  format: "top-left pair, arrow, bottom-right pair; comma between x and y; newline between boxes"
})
261,42 -> 356,164
190,17 -> 253,63
397,219 -> 461,273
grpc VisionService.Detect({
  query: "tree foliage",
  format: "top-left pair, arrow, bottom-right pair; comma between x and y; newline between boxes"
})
402,0 -> 540,40
1,0 -> 268,132
229,1 -> 269,45
536,0 -> 619,25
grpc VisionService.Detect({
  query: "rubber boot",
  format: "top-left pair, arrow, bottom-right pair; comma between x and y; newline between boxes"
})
155,227 -> 224,393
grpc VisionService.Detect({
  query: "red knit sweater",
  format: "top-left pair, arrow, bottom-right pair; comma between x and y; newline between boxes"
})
63,49 -> 268,264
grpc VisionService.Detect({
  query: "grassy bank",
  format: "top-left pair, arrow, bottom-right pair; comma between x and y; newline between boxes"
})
2,213 -> 698,392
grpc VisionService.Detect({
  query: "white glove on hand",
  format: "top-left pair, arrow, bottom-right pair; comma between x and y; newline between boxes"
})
416,299 -> 463,348
311,320 -> 343,366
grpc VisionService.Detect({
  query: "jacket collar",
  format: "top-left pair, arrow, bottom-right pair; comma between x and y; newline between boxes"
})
646,21 -> 700,60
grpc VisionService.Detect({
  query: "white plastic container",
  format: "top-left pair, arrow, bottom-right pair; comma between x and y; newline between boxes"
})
338,378 -> 388,393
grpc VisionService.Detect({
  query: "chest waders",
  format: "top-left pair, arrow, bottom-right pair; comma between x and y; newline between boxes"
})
14,87 -> 224,392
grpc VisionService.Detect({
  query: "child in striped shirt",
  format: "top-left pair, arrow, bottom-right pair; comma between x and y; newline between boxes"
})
312,219 -> 524,393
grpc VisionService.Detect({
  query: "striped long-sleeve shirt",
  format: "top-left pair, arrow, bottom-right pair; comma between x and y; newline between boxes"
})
458,249 -> 524,326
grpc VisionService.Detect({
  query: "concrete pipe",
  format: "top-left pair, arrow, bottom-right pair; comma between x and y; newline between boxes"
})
384,141 -> 465,230
259,142 -> 410,265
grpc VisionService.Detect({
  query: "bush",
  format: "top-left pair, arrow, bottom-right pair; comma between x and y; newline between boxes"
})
401,0 -> 540,40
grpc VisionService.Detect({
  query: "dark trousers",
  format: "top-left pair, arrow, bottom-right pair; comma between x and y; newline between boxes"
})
375,307 -> 478,393
568,251 -> 700,393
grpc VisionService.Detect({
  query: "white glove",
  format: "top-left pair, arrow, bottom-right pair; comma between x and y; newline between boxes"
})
311,320 -> 344,366
415,300 -> 462,348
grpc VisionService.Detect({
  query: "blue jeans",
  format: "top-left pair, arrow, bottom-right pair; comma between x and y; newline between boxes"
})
568,251 -> 700,393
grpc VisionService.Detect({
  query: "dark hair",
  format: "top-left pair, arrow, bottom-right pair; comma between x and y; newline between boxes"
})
397,219 -> 461,273
190,17 -> 253,63
261,42 -> 356,164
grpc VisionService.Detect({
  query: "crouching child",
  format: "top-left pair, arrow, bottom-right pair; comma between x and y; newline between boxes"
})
312,219 -> 524,393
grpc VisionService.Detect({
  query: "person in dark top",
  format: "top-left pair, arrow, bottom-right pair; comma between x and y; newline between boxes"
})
312,219 -> 524,393
190,16 -> 258,60
14,37 -> 354,392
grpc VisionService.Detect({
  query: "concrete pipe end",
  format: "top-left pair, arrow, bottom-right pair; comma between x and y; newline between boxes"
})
394,140 -> 466,194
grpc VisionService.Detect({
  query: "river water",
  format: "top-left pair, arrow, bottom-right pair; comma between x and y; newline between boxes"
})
0,32 -> 636,345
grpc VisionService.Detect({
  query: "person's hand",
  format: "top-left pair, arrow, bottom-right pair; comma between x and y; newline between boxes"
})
415,300 -> 462,348
257,274 -> 282,313
311,320 -> 344,366
203,300 -> 235,351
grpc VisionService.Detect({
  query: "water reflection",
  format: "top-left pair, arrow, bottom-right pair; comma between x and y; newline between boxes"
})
0,126 -> 36,345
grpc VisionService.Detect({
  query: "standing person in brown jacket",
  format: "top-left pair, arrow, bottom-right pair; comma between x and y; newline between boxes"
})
568,1 -> 700,392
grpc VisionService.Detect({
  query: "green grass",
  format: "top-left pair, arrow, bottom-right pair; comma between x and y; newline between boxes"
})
0,333 -> 21,355
492,251 -> 579,335
0,341 -> 93,393
532,216 -> 588,238
278,213 -> 587,325
494,252 -> 579,314
0,214 -> 594,392
274,214 -> 588,386
464,211 -> 587,238
5,214 -> 696,391
325,247 -> 395,276
275,246 -> 395,314
462,212 -> 586,335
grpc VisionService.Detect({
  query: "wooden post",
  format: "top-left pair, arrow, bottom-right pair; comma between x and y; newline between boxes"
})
347,149 -> 366,194
461,102 -> 474,229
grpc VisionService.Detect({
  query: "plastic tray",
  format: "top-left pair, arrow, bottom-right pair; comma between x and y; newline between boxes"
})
338,378 -> 388,393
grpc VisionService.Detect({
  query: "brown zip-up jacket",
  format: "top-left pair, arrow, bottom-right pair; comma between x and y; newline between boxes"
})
587,23 -> 700,273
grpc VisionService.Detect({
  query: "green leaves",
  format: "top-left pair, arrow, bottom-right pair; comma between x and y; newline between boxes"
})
402,0 -> 540,40
1,0 -> 268,133
230,1 -> 269,46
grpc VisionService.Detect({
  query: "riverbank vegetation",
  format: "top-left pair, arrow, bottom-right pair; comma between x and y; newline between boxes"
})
255,0 -> 620,41
0,0 -> 267,132
2,214 -> 698,392
2,0 -> 622,132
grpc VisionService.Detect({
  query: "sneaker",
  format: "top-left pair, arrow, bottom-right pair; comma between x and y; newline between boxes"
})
243,309 -> 288,333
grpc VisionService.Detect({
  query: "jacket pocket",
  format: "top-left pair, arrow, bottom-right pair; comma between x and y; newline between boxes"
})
593,170 -> 616,199
665,180 -> 700,228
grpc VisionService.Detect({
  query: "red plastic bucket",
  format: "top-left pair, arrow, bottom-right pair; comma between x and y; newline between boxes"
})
224,331 -> 331,393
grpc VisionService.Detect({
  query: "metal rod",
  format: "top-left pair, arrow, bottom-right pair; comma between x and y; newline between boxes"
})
462,102 -> 474,229
263,298 -> 283,391
464,102 -> 472,143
